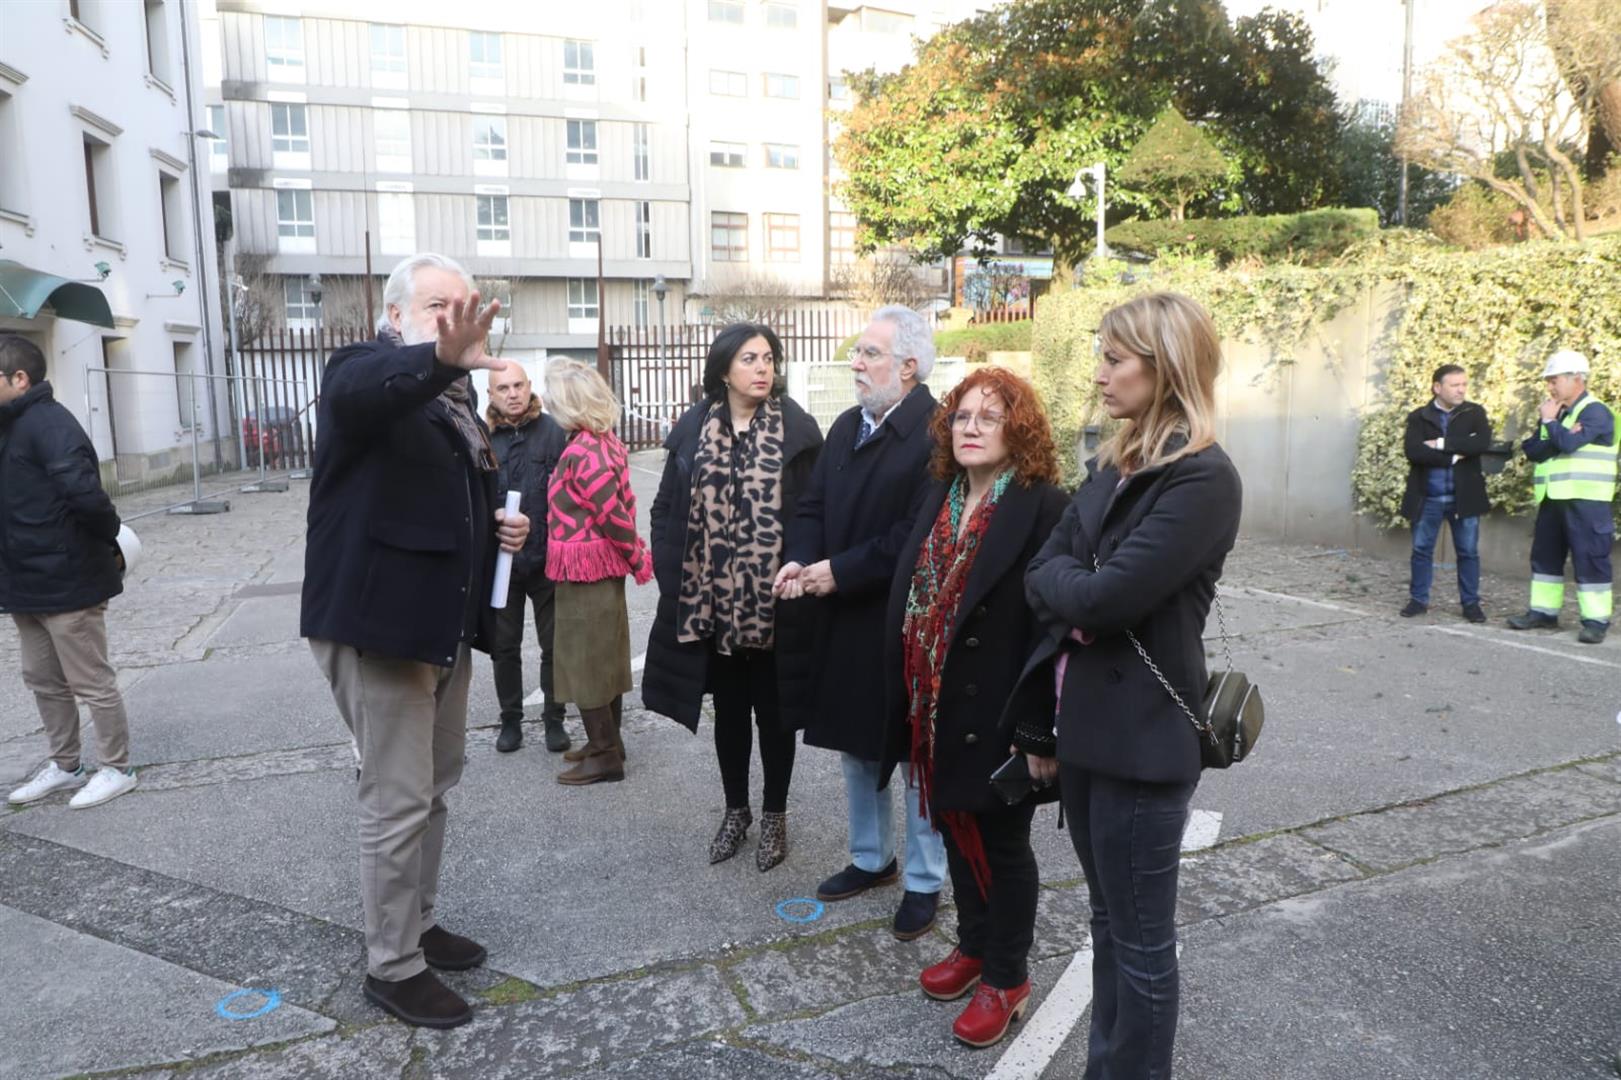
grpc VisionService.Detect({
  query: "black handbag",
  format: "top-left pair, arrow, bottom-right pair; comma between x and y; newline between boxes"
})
1098,556 -> 1265,769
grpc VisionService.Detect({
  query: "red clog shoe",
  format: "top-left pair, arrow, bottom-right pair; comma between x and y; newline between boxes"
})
920,947 -> 983,1001
952,980 -> 1032,1048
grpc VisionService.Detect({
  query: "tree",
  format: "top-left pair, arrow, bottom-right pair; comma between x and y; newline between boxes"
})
691,272 -> 804,324
829,256 -> 938,312
1398,1 -> 1621,241
1117,107 -> 1227,220
1335,107 -> 1454,227
1546,0 -> 1621,179
833,0 -> 1343,277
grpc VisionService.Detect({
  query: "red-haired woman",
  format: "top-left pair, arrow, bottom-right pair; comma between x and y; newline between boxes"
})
880,366 -> 1068,1048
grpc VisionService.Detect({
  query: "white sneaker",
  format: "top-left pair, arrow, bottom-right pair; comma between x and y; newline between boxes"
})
7,762 -> 87,805
67,766 -> 138,809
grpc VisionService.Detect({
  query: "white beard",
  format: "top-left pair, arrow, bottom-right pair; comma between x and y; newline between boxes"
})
856,371 -> 903,415
399,318 -> 435,347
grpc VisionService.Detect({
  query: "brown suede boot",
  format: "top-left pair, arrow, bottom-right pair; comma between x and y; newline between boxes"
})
557,705 -> 625,785
563,697 -> 626,763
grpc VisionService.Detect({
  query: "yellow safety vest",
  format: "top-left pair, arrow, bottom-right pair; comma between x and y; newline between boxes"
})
1533,393 -> 1618,503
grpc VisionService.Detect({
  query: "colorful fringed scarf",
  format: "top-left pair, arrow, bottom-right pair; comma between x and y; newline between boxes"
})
901,468 -> 1013,900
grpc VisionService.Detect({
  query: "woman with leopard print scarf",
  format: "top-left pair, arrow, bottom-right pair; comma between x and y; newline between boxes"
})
642,323 -> 824,872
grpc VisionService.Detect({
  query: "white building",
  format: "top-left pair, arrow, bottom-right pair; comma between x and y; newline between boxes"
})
0,0 -> 226,478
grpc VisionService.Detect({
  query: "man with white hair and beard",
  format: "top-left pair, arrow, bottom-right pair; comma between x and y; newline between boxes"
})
774,305 -> 947,941
302,253 -> 528,1028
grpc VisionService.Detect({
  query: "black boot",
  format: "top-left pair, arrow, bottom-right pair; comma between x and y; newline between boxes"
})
543,712 -> 571,753
363,970 -> 472,1028
496,718 -> 523,753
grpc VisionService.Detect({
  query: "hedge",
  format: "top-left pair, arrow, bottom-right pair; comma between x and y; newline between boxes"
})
1030,235 -> 1621,527
1104,208 -> 1380,266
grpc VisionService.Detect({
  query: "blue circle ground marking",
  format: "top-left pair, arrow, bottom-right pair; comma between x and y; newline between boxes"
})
215,988 -> 282,1020
774,897 -> 825,924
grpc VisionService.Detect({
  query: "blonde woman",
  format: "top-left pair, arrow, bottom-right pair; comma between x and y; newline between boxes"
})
1008,292 -> 1241,1078
543,360 -> 652,785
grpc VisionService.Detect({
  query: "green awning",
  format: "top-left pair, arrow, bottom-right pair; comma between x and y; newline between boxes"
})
0,259 -> 115,328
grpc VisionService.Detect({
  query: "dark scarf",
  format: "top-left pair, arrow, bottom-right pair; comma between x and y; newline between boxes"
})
379,324 -> 495,470
677,397 -> 786,653
902,468 -> 1013,900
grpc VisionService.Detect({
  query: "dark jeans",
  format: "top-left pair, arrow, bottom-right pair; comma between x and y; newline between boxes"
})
492,572 -> 561,724
710,646 -> 796,813
941,800 -> 1039,989
1060,765 -> 1196,1080
1409,495 -> 1480,607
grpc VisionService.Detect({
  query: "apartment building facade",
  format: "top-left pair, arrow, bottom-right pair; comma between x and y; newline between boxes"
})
0,0 -> 225,462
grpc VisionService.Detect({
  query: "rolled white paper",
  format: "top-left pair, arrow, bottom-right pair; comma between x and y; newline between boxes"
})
489,489 -> 522,609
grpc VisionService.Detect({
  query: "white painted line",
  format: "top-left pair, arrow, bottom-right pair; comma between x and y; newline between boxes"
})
1182,809 -> 1224,853
1429,625 -> 1621,670
1220,584 -> 1368,617
524,652 -> 646,705
987,943 -> 1095,1080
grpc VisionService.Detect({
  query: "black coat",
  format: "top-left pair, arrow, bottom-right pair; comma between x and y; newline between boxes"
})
299,338 -> 499,667
488,397 -> 568,581
641,395 -> 824,731
1009,444 -> 1242,785
0,382 -> 123,614
879,476 -> 1070,814
779,385 -> 937,760
1401,401 -> 1493,520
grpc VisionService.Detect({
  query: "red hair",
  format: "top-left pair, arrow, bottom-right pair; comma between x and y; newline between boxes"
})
928,366 -> 1060,486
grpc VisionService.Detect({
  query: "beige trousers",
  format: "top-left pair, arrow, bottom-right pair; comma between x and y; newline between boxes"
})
309,639 -> 471,981
12,604 -> 129,771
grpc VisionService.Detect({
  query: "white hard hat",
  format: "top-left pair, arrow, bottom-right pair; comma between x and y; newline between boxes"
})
115,524 -> 142,577
1542,349 -> 1590,378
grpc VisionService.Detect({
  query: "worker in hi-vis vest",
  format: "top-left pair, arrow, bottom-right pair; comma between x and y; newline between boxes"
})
1507,350 -> 1616,644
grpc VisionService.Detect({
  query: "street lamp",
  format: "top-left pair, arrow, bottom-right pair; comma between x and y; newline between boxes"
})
1068,162 -> 1108,263
652,273 -> 669,390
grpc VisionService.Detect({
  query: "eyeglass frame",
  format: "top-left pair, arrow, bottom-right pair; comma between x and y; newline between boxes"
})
846,343 -> 894,364
948,408 -> 1007,431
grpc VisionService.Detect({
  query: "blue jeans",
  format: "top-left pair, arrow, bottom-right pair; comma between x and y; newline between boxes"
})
839,754 -> 946,894
1061,766 -> 1196,1080
1410,496 -> 1480,607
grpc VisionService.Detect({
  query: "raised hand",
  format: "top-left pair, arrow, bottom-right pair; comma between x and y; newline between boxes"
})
435,292 -> 504,372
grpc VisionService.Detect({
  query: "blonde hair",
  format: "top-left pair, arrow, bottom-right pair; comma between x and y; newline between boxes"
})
1094,292 -> 1221,474
543,359 -> 620,434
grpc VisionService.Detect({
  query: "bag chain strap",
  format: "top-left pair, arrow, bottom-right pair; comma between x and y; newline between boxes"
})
1093,554 -> 1231,743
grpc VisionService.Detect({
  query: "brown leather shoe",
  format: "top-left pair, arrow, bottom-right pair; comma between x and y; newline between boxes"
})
420,925 -> 486,971
363,969 -> 472,1028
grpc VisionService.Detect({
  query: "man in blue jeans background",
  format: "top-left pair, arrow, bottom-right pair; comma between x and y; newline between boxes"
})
1400,364 -> 1494,621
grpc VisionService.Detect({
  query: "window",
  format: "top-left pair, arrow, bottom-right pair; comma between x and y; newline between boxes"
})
206,104 -> 228,171
82,134 -> 114,239
764,143 -> 798,169
709,70 -> 747,97
635,201 -> 651,259
469,32 -> 503,81
158,171 -> 185,260
765,2 -> 797,28
564,39 -> 595,85
764,212 -> 799,262
633,279 -> 651,327
709,140 -> 745,168
370,24 -> 406,88
264,16 -> 304,79
828,76 -> 849,102
476,194 -> 509,241
711,211 -> 747,262
631,45 -> 648,102
830,211 -> 857,265
763,73 -> 799,99
863,9 -> 913,33
377,192 -> 415,255
276,188 -> 315,253
565,119 -> 597,165
473,117 -> 507,161
173,341 -> 197,426
633,122 -> 650,181
568,198 -> 600,244
374,109 -> 411,172
271,103 -> 310,168
567,278 -> 599,320
0,91 -> 20,213
284,276 -> 317,325
144,0 -> 172,84
708,0 -> 743,23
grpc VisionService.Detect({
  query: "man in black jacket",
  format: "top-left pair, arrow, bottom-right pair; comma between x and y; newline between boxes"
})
775,305 -> 946,941
1400,364 -> 1493,622
301,254 -> 528,1030
1,335 -> 138,811
485,358 -> 569,753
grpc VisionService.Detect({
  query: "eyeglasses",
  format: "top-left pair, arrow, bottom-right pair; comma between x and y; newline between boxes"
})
950,410 -> 1006,431
846,344 -> 892,363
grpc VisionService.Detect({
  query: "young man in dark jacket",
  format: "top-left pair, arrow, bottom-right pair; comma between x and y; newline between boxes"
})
485,358 -> 569,753
1400,364 -> 1494,622
301,254 -> 528,1030
2,335 -> 137,810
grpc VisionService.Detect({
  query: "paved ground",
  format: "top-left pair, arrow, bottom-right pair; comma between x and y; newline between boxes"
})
2,456 -> 1618,1080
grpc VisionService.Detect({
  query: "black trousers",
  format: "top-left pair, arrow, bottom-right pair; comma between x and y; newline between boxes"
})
940,800 -> 1039,989
710,646 -> 796,814
491,571 -> 561,723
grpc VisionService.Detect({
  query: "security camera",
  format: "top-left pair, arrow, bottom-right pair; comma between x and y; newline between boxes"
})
173,280 -> 186,295
94,261 -> 111,280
